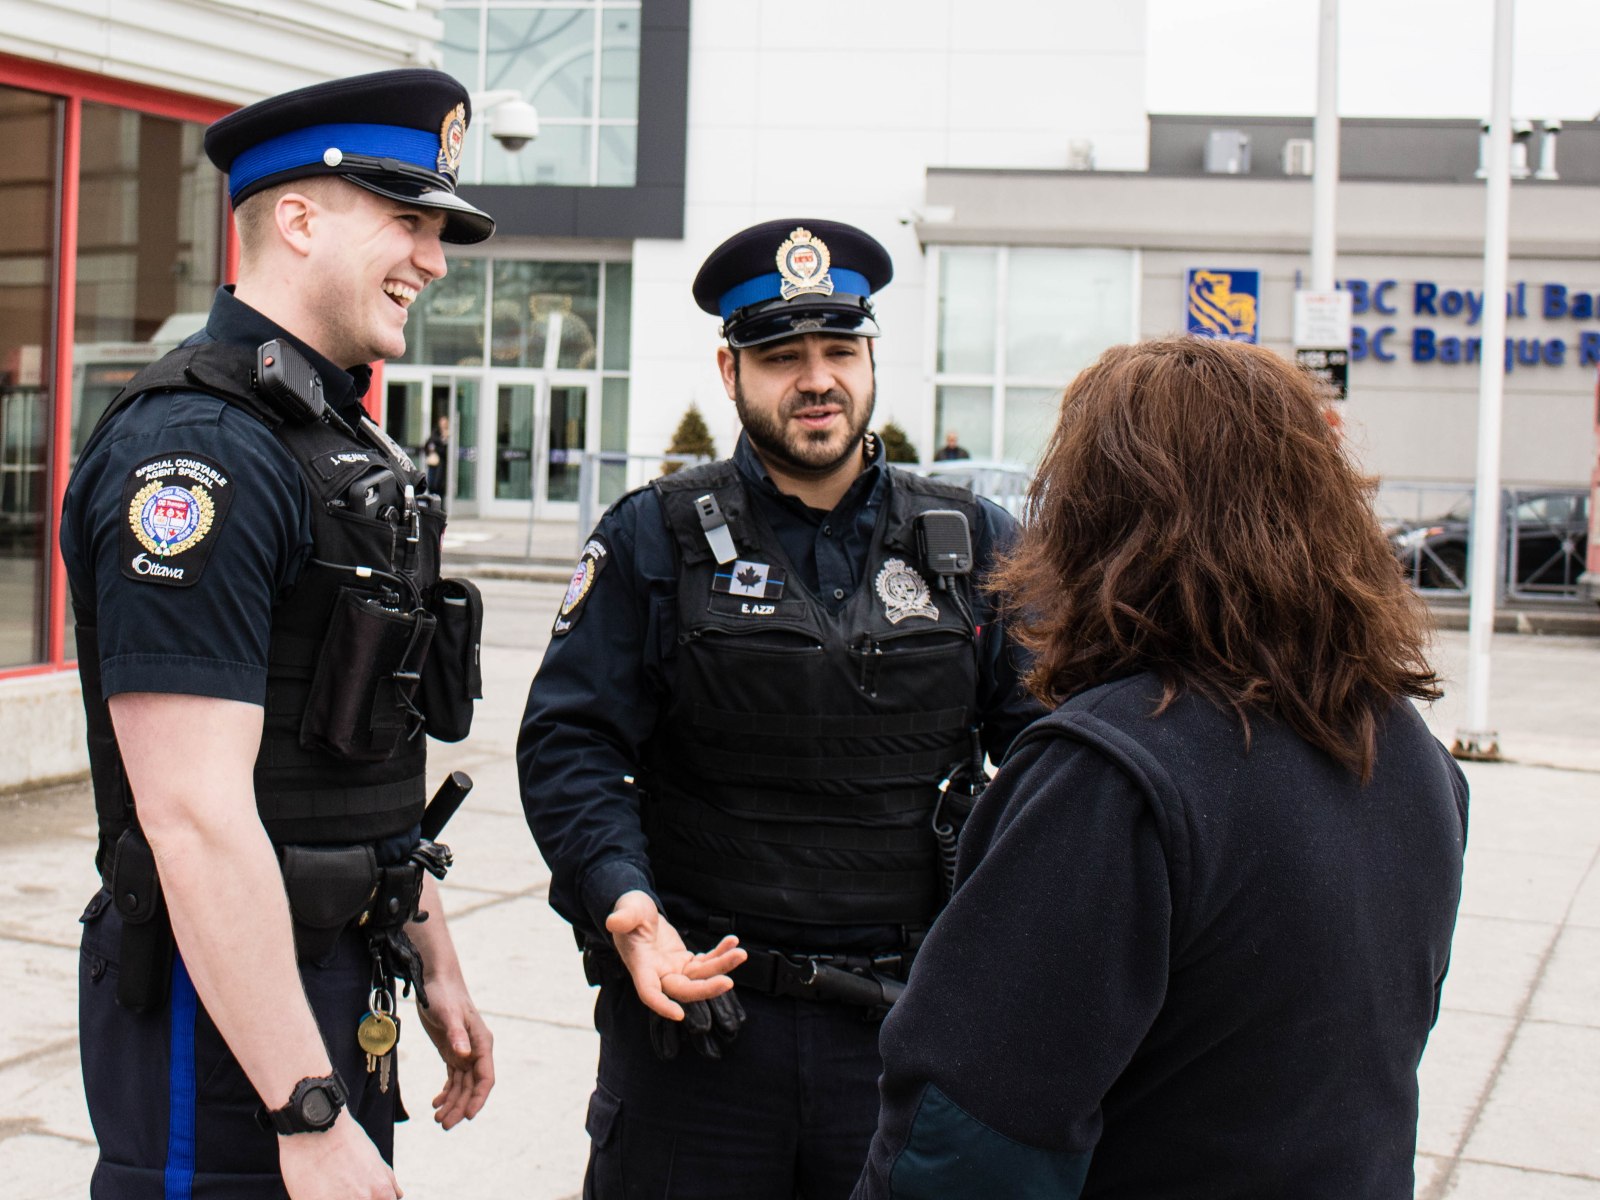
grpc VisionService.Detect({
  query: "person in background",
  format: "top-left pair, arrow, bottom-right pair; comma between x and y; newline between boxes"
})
424,413 -> 451,498
853,336 -> 1468,1200
932,430 -> 970,461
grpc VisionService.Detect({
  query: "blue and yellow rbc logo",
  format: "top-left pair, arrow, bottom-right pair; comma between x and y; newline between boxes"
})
1186,269 -> 1260,343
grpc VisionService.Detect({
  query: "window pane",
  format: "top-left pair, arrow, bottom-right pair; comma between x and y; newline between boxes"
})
936,249 -> 997,375
485,8 -> 594,120
400,257 -> 486,367
1006,248 -> 1134,380
1002,386 -> 1060,465
599,8 -> 640,119
600,376 -> 629,504
935,386 -> 993,460
483,121 -> 591,185
547,383 -> 587,502
597,124 -> 636,186
603,262 -> 632,370
0,85 -> 58,666
495,382 -> 536,501
440,8 -> 481,92
491,261 -> 600,369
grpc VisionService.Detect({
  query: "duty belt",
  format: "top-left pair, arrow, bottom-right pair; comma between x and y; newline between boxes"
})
730,947 -> 910,1014
580,940 -> 912,1016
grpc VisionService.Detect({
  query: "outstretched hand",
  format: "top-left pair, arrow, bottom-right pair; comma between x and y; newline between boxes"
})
605,890 -> 746,1021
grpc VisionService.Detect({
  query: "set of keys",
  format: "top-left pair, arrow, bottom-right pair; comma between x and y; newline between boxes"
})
358,985 -> 400,1093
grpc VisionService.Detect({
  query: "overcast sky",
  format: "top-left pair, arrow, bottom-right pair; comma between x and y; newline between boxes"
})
1146,0 -> 1600,120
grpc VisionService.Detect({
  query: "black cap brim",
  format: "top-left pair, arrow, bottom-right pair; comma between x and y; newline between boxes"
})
345,175 -> 495,245
725,296 -> 881,348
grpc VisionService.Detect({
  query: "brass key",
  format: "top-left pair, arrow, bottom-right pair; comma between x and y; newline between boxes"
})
359,987 -> 400,1092
358,1009 -> 399,1057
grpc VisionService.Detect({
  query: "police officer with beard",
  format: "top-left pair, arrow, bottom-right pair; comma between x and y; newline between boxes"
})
518,218 -> 1041,1199
63,71 -> 495,1200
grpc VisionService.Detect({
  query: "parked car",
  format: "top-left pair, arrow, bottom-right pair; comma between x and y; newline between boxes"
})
1389,488 -> 1589,595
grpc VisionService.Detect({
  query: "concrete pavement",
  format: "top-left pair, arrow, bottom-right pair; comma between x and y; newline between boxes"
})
2,574 -> 1597,1198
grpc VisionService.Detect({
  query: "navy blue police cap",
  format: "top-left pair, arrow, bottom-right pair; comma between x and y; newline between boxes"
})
204,68 -> 495,245
692,218 -> 892,348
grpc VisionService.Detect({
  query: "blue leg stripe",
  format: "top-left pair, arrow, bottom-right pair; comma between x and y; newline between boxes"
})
165,954 -> 198,1200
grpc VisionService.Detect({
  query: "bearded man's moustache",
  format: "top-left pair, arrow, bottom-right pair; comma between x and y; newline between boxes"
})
784,392 -> 850,415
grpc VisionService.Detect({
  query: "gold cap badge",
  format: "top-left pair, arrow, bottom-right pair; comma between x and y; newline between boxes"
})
437,103 -> 467,181
776,227 -> 834,301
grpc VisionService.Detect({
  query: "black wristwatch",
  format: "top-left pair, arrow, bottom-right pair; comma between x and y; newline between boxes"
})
260,1072 -> 348,1135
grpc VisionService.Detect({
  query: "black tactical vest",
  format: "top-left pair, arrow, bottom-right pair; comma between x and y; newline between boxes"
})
75,342 -> 440,862
642,461 -> 982,928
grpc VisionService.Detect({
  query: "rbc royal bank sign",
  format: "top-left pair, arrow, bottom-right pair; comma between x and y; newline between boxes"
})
1186,269 -> 1260,344
1344,278 -> 1600,373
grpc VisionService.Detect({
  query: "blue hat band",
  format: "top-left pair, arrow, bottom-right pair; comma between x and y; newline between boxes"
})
229,123 -> 444,199
718,268 -> 873,321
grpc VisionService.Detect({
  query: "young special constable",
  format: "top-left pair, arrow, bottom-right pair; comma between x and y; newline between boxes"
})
63,70 -> 496,1200
518,218 -> 1042,1199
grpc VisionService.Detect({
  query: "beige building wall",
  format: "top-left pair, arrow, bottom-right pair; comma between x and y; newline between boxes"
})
922,169 -> 1600,487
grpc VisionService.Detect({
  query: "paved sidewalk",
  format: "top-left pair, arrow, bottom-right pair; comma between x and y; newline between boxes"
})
2,579 -> 1597,1198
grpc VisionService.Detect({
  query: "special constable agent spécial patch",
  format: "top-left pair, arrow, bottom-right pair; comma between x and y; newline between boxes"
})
552,537 -> 608,636
119,452 -> 234,587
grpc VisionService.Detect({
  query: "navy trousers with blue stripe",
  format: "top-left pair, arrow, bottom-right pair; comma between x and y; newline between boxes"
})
79,890 -> 400,1199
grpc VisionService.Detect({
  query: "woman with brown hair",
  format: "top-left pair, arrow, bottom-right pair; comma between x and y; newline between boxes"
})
852,337 -> 1468,1199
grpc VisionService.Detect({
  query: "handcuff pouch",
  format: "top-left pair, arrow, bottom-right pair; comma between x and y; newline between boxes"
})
301,588 -> 435,761
278,844 -> 378,962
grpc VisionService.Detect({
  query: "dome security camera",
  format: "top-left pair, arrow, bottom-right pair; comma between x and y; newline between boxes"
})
488,99 -> 539,152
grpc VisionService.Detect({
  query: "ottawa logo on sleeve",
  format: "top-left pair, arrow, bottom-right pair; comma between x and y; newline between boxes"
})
552,537 -> 609,636
119,452 -> 234,588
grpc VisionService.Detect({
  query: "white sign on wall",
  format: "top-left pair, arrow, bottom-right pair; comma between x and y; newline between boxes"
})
1293,289 -> 1353,350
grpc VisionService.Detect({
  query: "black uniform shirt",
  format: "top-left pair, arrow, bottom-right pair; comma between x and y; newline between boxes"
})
61,286 -> 367,705
518,432 -> 1042,945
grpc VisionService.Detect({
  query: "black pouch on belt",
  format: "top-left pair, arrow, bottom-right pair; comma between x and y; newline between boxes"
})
279,844 -> 379,962
301,587 -> 436,761
418,577 -> 483,743
109,826 -> 174,1012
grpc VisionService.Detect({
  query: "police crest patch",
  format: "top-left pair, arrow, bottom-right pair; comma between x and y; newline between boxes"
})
875,558 -> 938,624
552,537 -> 609,637
119,452 -> 235,588
776,227 -> 835,301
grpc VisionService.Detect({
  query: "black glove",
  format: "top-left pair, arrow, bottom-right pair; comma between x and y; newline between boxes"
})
647,989 -> 746,1060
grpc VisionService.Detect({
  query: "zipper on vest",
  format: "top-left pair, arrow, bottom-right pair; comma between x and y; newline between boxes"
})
678,628 -> 823,654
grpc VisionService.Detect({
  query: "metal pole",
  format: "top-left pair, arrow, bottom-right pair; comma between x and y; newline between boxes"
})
1310,0 -> 1339,292
1454,0 -> 1514,762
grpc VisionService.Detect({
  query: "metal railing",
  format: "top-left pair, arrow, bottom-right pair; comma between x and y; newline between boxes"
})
567,451 -> 711,553
1380,481 -> 1589,602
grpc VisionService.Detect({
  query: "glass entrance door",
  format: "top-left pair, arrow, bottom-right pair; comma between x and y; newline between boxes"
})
384,369 -> 482,514
490,372 -> 591,517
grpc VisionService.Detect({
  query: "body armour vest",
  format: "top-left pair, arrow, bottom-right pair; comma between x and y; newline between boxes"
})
642,461 -> 982,928
75,342 -> 441,862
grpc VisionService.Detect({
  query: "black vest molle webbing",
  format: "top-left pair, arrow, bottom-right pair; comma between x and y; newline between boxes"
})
75,342 -> 436,853
642,462 -> 982,928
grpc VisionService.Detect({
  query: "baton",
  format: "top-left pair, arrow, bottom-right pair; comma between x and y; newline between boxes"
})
420,770 -> 473,842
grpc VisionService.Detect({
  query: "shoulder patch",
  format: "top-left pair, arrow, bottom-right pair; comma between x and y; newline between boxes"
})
119,452 -> 235,588
552,537 -> 609,637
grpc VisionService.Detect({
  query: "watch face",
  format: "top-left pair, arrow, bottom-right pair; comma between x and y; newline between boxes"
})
302,1088 -> 335,1126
